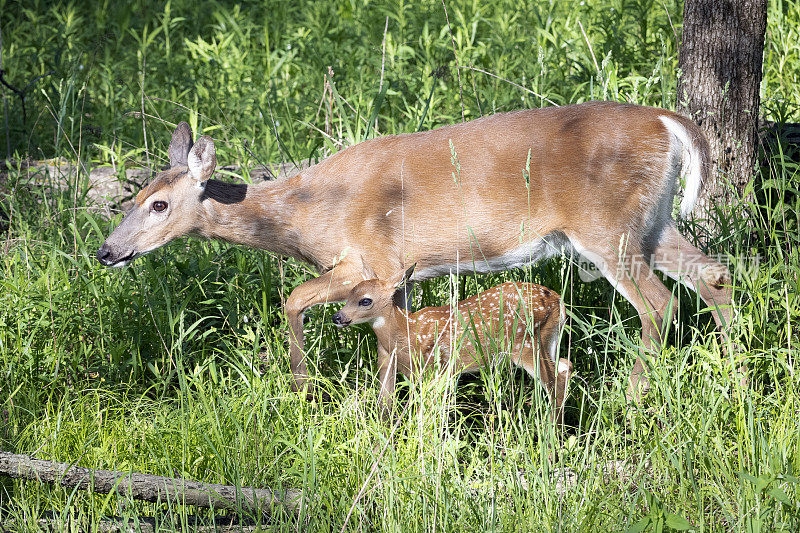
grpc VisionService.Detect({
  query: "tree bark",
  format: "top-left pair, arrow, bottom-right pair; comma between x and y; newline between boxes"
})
676,0 -> 767,227
0,451 -> 302,515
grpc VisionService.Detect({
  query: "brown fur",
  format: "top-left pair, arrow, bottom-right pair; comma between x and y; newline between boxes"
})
134,167 -> 187,206
335,279 -> 572,421
99,102 -> 734,401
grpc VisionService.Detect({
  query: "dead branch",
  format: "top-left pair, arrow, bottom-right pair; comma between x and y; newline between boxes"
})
0,451 -> 302,515
21,512 -> 263,533
0,69 -> 54,124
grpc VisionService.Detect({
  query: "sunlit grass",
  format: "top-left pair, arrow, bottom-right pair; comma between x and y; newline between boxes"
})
1,0 -> 799,530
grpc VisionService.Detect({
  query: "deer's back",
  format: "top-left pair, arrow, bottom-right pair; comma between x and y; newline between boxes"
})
297,102 -> 681,277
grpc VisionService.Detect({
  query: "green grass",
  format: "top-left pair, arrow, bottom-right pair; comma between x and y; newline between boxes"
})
1,0 -> 800,531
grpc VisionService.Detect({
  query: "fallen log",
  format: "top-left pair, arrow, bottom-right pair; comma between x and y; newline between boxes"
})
23,512 -> 262,533
0,157 -> 314,212
0,451 -> 302,515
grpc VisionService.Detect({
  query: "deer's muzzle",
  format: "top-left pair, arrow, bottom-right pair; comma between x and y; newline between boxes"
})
332,311 -> 351,327
96,243 -> 136,268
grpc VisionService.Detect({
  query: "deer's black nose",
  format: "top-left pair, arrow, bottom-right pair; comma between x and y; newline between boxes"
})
96,244 -> 113,266
96,243 -> 135,267
332,311 -> 350,327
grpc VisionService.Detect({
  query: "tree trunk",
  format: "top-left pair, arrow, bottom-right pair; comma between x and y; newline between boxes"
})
676,0 -> 767,230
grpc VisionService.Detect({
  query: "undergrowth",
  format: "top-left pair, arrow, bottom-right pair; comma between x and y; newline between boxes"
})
1,0 -> 799,531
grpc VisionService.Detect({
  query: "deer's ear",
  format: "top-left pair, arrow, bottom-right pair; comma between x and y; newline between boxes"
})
188,135 -> 216,182
168,122 -> 194,167
360,255 -> 378,280
389,263 -> 416,289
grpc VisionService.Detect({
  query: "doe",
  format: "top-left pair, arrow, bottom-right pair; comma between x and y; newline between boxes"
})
332,264 -> 573,421
96,102 -> 735,402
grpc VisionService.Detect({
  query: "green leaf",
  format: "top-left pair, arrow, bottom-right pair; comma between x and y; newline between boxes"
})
654,515 -> 664,533
739,471 -> 758,485
768,487 -> 794,506
756,475 -> 773,494
625,517 -> 651,533
665,512 -> 693,530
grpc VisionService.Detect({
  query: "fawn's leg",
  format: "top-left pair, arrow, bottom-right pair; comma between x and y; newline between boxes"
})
536,306 -> 571,423
376,344 -> 398,420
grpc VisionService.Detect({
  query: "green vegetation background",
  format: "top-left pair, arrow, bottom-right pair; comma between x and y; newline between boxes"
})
1,0 -> 799,530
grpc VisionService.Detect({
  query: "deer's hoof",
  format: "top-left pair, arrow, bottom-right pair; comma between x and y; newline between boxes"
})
299,385 -> 332,404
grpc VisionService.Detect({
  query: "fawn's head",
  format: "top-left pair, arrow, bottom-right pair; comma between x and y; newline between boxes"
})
332,263 -> 415,328
96,122 -> 216,267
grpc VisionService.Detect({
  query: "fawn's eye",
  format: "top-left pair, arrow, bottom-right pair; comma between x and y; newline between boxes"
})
358,298 -> 373,307
152,200 -> 168,213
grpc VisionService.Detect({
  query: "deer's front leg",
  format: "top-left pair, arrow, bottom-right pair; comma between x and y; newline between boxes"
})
376,344 -> 398,420
284,263 -> 361,397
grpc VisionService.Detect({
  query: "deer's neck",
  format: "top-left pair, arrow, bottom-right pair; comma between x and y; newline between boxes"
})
196,177 -> 322,267
371,307 -> 418,356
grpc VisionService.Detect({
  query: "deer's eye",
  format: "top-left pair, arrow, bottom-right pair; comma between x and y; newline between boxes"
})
152,200 -> 168,213
358,298 -> 373,307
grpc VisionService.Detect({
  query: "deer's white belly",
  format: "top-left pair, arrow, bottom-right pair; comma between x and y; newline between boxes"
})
413,231 -> 569,280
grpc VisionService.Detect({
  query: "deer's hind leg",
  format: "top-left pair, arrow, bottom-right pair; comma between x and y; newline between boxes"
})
514,308 -> 571,423
651,224 -> 735,338
570,235 -> 676,403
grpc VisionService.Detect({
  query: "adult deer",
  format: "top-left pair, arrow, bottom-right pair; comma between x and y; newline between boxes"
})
96,101 -> 734,401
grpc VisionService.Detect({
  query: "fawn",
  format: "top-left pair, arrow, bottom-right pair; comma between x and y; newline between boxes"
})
332,264 -> 573,421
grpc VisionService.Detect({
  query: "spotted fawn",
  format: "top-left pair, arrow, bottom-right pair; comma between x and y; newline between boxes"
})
333,264 -> 573,421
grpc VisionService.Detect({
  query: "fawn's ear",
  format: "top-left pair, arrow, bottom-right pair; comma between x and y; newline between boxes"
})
389,263 -> 416,290
360,255 -> 378,280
